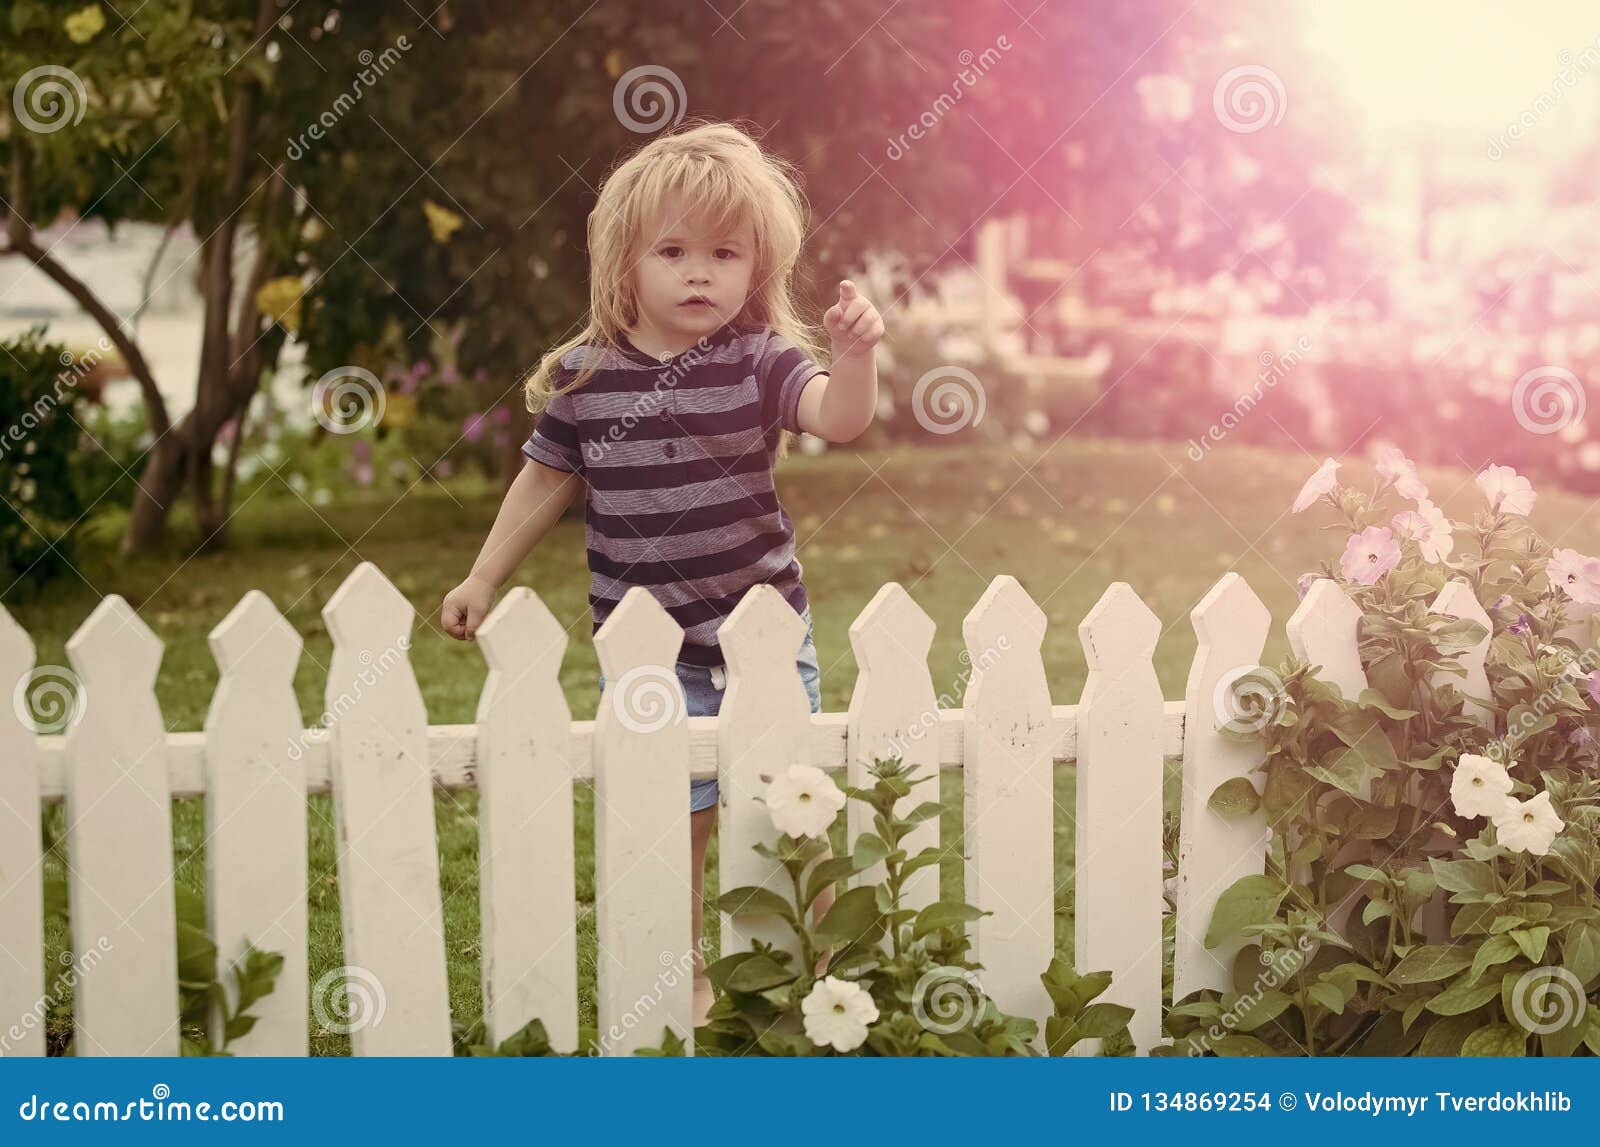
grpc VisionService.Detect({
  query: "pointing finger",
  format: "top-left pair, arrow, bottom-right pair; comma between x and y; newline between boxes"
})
839,280 -> 858,303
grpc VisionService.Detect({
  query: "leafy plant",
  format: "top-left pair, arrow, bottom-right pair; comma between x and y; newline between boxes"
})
698,755 -> 1127,1056
1183,453 -> 1600,1056
175,885 -> 285,1057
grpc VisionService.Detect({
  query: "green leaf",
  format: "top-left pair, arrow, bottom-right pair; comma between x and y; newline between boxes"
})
1429,858 -> 1496,896
714,885 -> 795,922
1207,777 -> 1261,818
1390,945 -> 1475,985
1307,981 -> 1346,1014
1561,921 -> 1600,986
1040,960 -> 1113,1014
1510,926 -> 1550,964
1424,974 -> 1502,1016
1460,1024 -> 1526,1056
1356,688 -> 1418,719
813,885 -> 883,948
911,900 -> 986,939
1205,875 -> 1287,949
1469,933 -> 1521,984
724,955 -> 795,993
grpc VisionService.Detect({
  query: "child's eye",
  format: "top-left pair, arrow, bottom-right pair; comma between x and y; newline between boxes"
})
714,248 -> 738,260
659,246 -> 683,258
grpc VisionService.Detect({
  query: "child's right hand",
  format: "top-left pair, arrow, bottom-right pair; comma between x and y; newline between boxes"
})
441,575 -> 496,641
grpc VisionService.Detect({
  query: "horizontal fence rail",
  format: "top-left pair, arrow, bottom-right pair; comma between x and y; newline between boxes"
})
1,562 -> 1485,1058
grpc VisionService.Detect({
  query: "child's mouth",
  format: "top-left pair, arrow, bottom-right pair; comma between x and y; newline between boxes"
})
679,298 -> 714,309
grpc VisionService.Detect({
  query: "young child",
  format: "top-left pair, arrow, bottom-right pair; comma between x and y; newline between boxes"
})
441,121 -> 882,1023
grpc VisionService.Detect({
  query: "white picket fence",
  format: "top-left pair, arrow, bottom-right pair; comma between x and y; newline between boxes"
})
0,562 -> 1488,1058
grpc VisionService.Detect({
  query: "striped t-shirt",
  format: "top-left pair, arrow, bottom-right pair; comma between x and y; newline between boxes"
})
521,323 -> 825,668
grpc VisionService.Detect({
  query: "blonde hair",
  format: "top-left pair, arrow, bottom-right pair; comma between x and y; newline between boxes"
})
523,121 -> 821,458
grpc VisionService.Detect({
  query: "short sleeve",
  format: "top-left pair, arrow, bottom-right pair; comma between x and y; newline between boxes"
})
521,386 -> 583,474
756,329 -> 826,435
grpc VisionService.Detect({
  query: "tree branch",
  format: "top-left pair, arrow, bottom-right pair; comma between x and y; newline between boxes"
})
2,136 -> 172,436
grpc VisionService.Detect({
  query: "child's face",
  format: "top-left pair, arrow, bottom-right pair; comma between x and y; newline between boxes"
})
632,196 -> 755,343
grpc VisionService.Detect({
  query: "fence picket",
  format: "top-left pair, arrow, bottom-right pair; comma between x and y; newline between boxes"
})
62,596 -> 179,1056
1076,582 -> 1165,1053
960,575 -> 1054,1039
846,583 -> 940,910
718,587 -> 814,965
322,563 -> 452,1056
204,591 -> 308,1055
474,587 -> 578,1052
0,608 -> 45,1057
1174,574 -> 1271,1003
1287,578 -> 1372,936
593,588 -> 693,1054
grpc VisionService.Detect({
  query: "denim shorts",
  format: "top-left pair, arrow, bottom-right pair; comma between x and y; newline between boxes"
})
598,607 -> 822,812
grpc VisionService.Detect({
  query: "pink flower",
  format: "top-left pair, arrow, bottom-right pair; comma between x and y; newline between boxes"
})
351,439 -> 372,463
1476,464 -> 1536,516
1292,458 -> 1340,513
1340,526 -> 1401,585
1391,499 -> 1453,563
1373,443 -> 1428,501
490,406 -> 511,425
1548,547 -> 1600,605
462,413 -> 488,443
440,364 -> 459,385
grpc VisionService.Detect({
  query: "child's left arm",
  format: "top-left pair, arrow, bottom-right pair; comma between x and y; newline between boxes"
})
797,280 -> 883,443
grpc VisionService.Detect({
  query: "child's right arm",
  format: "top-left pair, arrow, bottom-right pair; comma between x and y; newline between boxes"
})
441,459 -> 582,640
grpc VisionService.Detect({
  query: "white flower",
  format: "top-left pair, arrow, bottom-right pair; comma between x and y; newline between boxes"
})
801,976 -> 879,1052
1391,498 -> 1453,563
1373,443 -> 1429,501
1291,457 -> 1340,513
1449,753 -> 1514,820
765,764 -> 846,838
1492,790 -> 1565,856
1475,464 -> 1536,516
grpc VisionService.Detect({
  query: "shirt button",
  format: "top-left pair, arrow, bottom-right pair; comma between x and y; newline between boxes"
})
665,442 -> 677,457
659,410 -> 671,421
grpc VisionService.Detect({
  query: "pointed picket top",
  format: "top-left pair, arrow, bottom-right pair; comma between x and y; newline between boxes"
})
1078,581 -> 1160,671
65,595 -> 161,687
720,585 -> 807,672
209,590 -> 302,682
963,574 -> 1047,659
322,562 -> 413,651
477,587 -> 566,673
848,582 -> 935,672
0,604 -> 35,688
1287,578 -> 1367,701
1431,577 -> 1493,727
1190,573 -> 1270,657
594,586 -> 683,680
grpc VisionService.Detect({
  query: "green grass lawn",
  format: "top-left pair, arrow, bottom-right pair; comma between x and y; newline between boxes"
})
13,436 -> 1600,1053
